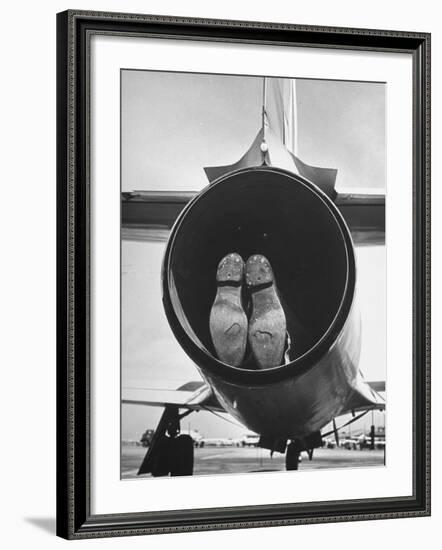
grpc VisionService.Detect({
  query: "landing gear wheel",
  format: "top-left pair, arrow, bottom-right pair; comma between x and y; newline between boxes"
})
150,436 -> 171,477
286,442 -> 300,470
170,434 -> 194,476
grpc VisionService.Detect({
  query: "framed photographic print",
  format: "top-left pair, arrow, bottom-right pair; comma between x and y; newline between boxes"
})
56,10 -> 431,539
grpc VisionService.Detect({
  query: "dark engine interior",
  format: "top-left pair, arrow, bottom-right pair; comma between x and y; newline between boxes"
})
166,168 -> 351,366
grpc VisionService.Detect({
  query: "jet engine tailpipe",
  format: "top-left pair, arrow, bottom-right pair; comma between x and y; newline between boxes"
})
162,166 -> 356,387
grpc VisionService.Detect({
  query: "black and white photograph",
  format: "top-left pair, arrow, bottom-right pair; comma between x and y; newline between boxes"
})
0,0 -> 437,544
53,8 -> 431,541
121,70 -> 387,479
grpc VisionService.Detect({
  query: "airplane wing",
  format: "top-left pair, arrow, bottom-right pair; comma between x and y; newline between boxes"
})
122,380 -> 226,413
367,380 -> 385,393
340,378 -> 386,415
335,190 -> 385,246
122,377 -> 384,418
321,379 -> 385,443
121,189 -> 384,246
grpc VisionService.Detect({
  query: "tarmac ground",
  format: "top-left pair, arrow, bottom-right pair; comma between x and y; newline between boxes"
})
121,443 -> 385,479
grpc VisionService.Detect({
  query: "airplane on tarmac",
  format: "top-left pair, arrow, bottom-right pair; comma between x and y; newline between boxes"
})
122,77 -> 386,476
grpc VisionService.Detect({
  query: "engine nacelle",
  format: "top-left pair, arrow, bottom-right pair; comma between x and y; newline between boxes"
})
162,166 -> 360,438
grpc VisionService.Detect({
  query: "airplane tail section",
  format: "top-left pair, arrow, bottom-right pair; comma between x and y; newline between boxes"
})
263,77 -> 298,156
204,77 -> 338,199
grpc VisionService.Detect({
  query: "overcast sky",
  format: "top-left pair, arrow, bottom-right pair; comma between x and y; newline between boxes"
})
122,70 -> 385,193
121,71 -> 386,441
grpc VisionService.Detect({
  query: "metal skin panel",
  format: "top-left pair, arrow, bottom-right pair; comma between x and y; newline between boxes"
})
200,303 -> 361,440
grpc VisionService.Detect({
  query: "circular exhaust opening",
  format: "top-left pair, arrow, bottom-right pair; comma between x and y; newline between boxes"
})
163,167 -> 355,382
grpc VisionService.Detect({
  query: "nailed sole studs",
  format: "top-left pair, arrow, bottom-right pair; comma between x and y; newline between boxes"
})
245,255 -> 287,369
209,253 -> 248,367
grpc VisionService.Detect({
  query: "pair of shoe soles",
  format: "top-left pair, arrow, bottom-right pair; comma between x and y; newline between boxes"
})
209,253 -> 287,369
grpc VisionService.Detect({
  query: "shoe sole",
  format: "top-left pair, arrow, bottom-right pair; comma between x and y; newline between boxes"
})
245,255 -> 287,369
209,253 -> 248,367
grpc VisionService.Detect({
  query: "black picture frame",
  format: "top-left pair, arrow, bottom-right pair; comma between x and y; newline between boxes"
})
56,9 -> 431,540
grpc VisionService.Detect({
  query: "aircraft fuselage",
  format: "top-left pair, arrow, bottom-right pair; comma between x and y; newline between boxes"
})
200,303 -> 361,440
